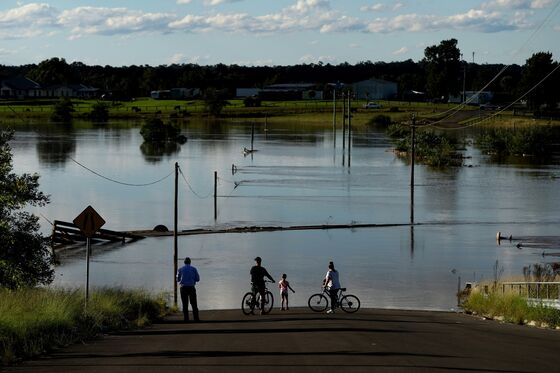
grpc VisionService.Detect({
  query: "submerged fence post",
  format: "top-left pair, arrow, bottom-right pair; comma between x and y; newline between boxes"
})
214,171 -> 218,220
173,162 -> 179,308
410,115 -> 416,225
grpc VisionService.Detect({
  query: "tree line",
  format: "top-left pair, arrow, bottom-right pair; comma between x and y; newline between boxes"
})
0,39 -> 559,109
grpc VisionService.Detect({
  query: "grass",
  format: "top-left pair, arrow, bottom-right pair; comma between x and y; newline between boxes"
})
463,288 -> 560,328
0,287 -> 168,365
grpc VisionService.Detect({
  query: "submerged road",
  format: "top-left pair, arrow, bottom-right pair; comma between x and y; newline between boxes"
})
5,308 -> 560,373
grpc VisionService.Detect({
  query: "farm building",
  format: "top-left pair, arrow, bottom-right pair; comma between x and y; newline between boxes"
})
352,78 -> 397,100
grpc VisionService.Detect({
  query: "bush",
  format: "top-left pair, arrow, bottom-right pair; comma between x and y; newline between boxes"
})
476,126 -> 558,157
367,114 -> 392,128
0,288 -> 167,365
140,118 -> 181,142
89,102 -> 109,122
50,98 -> 74,122
243,96 -> 262,107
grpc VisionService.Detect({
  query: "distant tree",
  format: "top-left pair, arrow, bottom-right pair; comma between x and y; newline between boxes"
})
28,57 -> 74,86
519,52 -> 559,111
423,39 -> 461,100
89,102 -> 109,122
50,98 -> 74,123
0,130 -> 53,289
204,88 -> 229,116
140,118 -> 181,142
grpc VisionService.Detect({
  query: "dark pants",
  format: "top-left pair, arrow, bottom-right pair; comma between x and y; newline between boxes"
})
329,288 -> 339,309
253,283 -> 266,311
180,285 -> 199,322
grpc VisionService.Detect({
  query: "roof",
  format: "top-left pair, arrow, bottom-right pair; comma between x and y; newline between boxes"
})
2,76 -> 41,90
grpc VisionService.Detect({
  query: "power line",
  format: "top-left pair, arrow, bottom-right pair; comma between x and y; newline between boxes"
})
70,156 -> 174,186
422,0 -> 560,124
178,167 -> 213,199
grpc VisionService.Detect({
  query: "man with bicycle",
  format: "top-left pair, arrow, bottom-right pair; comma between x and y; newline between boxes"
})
324,261 -> 341,314
250,256 -> 274,314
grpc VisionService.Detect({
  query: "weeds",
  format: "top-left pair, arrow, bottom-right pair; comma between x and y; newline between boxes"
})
0,287 -> 167,365
463,288 -> 560,328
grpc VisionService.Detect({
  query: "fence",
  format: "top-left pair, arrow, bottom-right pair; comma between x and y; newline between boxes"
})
501,282 -> 560,309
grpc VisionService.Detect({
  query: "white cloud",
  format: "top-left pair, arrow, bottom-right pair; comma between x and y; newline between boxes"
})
299,54 -> 337,64
393,3 -> 404,11
481,0 -> 552,9
392,46 -> 408,55
177,0 -> 192,4
289,0 -> 330,14
203,0 -> 243,6
169,53 -> 186,64
0,3 -> 58,28
366,8 -> 530,33
58,7 -> 176,38
361,4 -> 385,12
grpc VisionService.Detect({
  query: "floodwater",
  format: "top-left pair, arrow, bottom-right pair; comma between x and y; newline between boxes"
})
6,120 -> 560,311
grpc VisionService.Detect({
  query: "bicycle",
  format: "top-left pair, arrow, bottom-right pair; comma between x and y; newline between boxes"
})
308,287 -> 360,313
241,280 -> 274,315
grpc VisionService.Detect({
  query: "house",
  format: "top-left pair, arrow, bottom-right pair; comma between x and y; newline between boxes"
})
448,91 -> 493,105
1,76 -> 41,99
170,88 -> 201,99
259,83 -> 324,100
236,88 -> 262,98
352,78 -> 397,100
0,77 -> 99,99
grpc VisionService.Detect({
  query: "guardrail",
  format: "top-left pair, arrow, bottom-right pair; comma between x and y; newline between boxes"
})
501,282 -> 560,309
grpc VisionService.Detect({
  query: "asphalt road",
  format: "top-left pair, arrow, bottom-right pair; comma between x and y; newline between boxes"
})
4,308 -> 560,373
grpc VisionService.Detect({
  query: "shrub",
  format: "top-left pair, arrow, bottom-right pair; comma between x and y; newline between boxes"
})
89,102 -> 109,122
140,118 -> 180,142
50,98 -> 74,122
367,114 -> 392,128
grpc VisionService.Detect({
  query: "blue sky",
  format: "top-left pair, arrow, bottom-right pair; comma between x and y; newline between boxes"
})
0,0 -> 558,66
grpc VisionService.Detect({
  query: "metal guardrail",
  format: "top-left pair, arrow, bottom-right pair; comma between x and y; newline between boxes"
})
501,282 -> 560,309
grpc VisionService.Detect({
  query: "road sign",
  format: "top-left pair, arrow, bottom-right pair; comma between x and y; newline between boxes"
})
73,205 -> 105,238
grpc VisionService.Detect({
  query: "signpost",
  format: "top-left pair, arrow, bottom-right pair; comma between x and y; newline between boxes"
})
73,205 -> 105,307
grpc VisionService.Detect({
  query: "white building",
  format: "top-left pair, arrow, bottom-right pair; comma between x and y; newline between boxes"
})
352,78 -> 397,100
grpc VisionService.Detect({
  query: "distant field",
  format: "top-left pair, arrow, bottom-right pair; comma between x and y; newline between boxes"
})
0,97 -> 557,128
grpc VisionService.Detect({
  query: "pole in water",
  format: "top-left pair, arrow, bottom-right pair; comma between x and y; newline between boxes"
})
332,88 -> 336,148
214,171 -> 218,220
342,91 -> 346,166
173,162 -> 179,308
85,237 -> 91,309
251,123 -> 255,152
347,92 -> 352,168
410,114 -> 416,225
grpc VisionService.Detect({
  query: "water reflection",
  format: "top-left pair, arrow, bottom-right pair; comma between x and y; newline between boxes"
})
140,142 -> 181,163
35,124 -> 76,167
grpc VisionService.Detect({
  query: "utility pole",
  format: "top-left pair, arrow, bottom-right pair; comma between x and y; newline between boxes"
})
214,171 -> 217,220
342,91 -> 346,166
410,115 -> 416,225
173,162 -> 179,308
332,88 -> 336,148
347,92 -> 352,168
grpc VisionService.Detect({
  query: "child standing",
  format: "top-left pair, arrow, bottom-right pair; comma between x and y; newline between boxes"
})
278,273 -> 295,310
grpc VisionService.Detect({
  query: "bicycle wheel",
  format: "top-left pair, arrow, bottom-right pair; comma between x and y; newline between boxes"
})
241,292 -> 256,315
261,291 -> 274,314
308,293 -> 329,312
340,294 -> 360,313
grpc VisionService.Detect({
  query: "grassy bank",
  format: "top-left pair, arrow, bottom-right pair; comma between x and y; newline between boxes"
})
0,287 -> 168,365
463,290 -> 560,329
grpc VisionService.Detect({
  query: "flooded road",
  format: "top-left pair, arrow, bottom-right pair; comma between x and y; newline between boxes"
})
7,120 -> 560,310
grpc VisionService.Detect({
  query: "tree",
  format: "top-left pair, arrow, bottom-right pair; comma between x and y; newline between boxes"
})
519,52 -> 559,111
28,57 -> 74,86
423,39 -> 461,100
204,88 -> 229,116
51,98 -> 74,122
0,130 -> 53,289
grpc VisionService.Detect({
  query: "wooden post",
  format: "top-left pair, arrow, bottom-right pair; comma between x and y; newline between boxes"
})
332,88 -> 336,148
251,123 -> 255,152
173,162 -> 178,308
214,171 -> 218,220
410,115 -> 416,225
85,237 -> 91,309
348,93 -> 352,168
342,91 -> 346,166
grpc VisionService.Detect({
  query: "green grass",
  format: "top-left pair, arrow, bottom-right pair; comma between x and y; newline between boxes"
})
463,290 -> 560,328
0,287 -> 168,365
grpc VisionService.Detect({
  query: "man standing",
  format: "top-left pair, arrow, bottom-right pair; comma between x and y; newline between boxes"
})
250,256 -> 274,314
177,257 -> 200,322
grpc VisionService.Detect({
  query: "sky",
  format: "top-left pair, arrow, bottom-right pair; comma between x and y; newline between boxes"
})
0,0 -> 559,67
